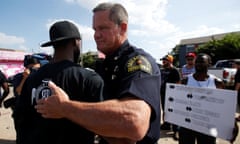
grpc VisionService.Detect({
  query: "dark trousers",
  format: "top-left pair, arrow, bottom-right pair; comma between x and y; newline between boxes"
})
161,94 -> 179,132
179,127 -> 216,144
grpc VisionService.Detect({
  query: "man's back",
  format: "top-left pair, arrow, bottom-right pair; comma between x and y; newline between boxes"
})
16,60 -> 103,144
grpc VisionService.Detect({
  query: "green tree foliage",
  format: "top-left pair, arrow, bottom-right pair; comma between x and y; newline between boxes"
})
158,47 -> 180,67
170,45 -> 180,67
196,33 -> 240,64
82,52 -> 97,70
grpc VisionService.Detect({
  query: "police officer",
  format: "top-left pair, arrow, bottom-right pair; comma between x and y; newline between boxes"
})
36,2 -> 161,144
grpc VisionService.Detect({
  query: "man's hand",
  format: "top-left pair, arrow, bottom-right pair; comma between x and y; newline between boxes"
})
22,68 -> 31,78
35,81 -> 69,119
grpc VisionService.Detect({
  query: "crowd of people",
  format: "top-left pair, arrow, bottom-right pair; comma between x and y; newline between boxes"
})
159,52 -> 239,144
0,2 -> 239,144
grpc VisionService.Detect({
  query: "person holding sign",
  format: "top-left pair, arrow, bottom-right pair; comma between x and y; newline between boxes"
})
180,53 -> 238,144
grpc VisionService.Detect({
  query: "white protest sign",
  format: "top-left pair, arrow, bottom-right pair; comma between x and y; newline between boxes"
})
165,83 -> 237,141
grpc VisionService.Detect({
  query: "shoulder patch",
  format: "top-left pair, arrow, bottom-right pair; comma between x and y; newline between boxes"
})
127,55 -> 152,74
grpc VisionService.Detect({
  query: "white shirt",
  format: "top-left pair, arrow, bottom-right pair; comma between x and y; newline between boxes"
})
187,74 -> 216,88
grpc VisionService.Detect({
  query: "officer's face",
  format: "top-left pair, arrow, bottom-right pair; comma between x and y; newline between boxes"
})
93,10 -> 122,55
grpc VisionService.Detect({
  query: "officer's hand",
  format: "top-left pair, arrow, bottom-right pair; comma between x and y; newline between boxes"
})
35,81 -> 70,119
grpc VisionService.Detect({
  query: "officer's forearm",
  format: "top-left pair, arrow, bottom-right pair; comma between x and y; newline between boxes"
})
61,98 -> 151,141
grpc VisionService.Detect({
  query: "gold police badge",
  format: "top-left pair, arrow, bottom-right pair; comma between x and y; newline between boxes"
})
127,55 -> 152,74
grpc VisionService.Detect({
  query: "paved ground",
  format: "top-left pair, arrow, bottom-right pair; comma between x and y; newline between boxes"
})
1,94 -> 240,144
0,106 -> 16,144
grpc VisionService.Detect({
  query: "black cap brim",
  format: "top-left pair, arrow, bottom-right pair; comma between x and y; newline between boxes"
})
41,36 -> 80,47
41,41 -> 53,47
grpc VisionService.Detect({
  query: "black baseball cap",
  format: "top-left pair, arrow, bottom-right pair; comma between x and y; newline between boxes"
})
41,21 -> 81,47
23,55 -> 40,67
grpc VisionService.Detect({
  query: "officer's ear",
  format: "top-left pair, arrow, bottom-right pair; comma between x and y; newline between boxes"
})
120,22 -> 127,34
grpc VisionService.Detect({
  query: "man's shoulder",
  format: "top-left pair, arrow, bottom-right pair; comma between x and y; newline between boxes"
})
171,66 -> 179,70
12,73 -> 23,81
72,66 -> 103,81
208,74 -> 225,88
170,66 -> 180,73
209,74 -> 222,81
182,64 -> 187,68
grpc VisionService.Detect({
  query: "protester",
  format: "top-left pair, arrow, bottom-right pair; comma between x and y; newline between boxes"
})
15,54 -> 42,96
179,53 -> 238,144
6,53 -> 51,109
36,2 -> 161,144
159,54 -> 181,140
0,70 -> 9,107
15,20 -> 104,144
181,52 -> 196,79
233,60 -> 240,121
4,54 -> 49,137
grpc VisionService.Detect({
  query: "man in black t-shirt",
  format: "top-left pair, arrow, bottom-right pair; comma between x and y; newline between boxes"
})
160,55 -> 181,140
15,20 -> 104,144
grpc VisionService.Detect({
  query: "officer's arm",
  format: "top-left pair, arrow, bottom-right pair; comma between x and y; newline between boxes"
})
36,83 -> 150,141
67,96 -> 150,141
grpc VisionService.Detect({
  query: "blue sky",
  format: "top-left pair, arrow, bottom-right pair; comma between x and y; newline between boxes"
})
0,0 -> 240,61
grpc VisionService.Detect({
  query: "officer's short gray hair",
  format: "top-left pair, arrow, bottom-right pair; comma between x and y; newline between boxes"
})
93,2 -> 128,25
